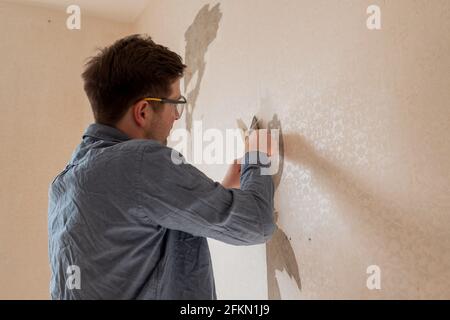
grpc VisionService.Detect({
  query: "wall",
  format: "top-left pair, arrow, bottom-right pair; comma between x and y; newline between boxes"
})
0,1 -> 132,299
135,0 -> 450,299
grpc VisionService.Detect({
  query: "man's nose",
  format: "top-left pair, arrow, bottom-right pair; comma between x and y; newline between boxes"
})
173,106 -> 181,120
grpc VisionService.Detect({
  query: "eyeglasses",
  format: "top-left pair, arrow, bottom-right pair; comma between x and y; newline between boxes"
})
143,95 -> 187,118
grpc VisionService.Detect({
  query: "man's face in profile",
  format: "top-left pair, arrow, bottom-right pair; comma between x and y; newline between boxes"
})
145,78 -> 183,145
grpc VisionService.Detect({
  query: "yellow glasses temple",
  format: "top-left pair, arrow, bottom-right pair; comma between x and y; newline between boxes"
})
144,98 -> 162,102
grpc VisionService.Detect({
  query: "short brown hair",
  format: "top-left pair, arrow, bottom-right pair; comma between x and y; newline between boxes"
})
82,34 -> 186,125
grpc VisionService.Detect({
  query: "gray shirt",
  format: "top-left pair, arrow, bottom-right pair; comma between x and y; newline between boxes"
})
48,123 -> 275,299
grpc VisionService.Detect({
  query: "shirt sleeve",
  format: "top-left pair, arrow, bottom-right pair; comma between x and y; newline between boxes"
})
137,144 -> 275,245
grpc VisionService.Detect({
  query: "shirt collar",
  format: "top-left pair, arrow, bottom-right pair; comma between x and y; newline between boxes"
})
82,123 -> 131,143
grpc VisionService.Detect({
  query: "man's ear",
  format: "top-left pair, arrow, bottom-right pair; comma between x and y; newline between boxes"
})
132,100 -> 152,127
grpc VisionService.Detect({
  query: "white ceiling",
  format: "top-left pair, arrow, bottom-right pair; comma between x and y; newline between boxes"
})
11,0 -> 151,23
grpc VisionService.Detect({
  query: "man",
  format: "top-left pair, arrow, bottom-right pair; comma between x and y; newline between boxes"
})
48,34 -> 275,299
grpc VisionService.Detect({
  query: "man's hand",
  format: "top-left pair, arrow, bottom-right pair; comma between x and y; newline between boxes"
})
222,129 -> 277,189
221,158 -> 242,189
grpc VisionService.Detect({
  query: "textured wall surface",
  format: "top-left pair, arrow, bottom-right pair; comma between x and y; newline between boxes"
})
136,0 -> 450,299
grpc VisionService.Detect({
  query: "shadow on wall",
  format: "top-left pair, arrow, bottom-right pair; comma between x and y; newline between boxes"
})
251,101 -> 436,298
282,131 -> 450,295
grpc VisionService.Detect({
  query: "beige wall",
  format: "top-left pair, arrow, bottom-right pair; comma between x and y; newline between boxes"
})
1,0 -> 449,299
0,1 -> 132,299
135,0 -> 450,299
